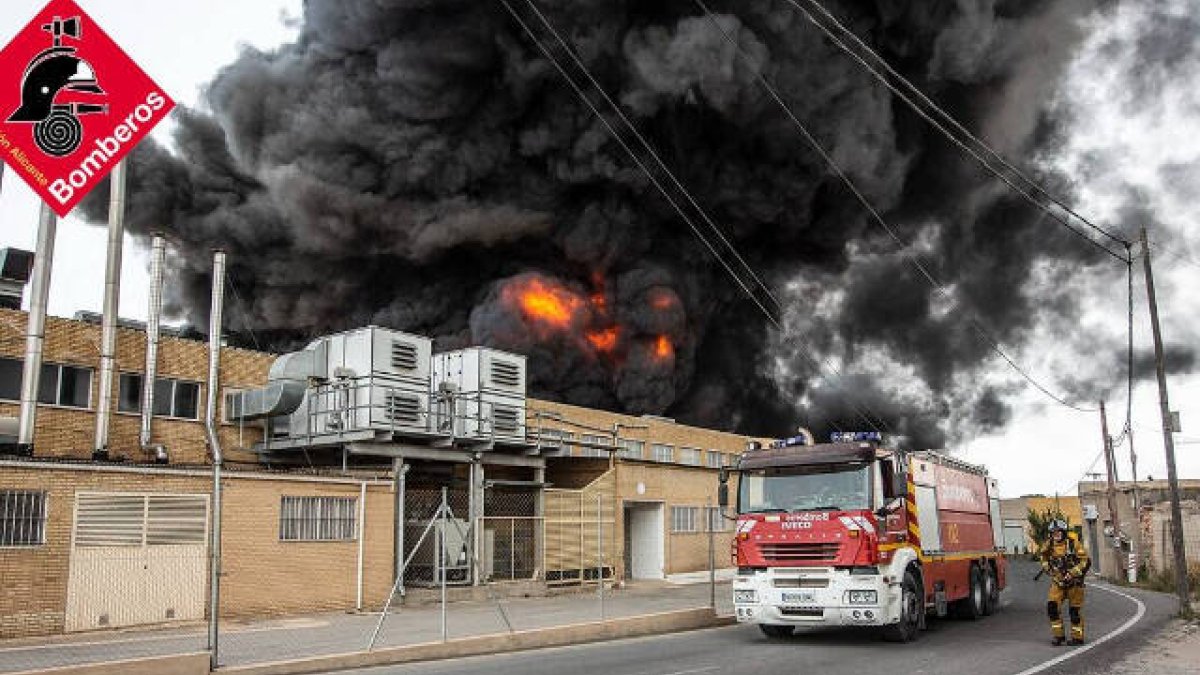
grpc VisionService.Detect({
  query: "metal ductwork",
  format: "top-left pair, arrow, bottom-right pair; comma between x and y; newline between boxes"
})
225,339 -> 327,422
141,234 -> 166,463
93,160 -> 126,460
17,203 -> 56,454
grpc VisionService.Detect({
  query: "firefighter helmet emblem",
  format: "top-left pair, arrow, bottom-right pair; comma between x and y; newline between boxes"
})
7,15 -> 108,157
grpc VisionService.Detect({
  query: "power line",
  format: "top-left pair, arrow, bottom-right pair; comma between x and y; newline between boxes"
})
785,0 -> 1132,262
500,0 -> 889,434
693,0 -> 1101,414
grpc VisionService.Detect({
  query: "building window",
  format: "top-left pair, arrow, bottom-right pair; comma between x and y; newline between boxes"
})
38,363 -> 92,408
705,451 -> 724,469
706,506 -> 731,532
117,374 -> 201,420
618,439 -> 645,460
0,357 -> 22,401
652,443 -> 674,463
280,496 -> 357,542
678,447 -> 701,466
0,490 -> 47,546
671,506 -> 700,533
579,434 -> 608,458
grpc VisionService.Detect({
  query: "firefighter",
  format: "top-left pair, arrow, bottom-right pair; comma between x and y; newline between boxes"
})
1039,519 -> 1090,645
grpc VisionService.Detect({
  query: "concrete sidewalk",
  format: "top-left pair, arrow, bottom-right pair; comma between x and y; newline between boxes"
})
0,581 -> 732,673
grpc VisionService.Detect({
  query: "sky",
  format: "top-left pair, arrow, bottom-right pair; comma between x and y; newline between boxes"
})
0,0 -> 1197,498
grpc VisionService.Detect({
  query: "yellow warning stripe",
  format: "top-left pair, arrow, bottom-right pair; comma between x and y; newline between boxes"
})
875,543 -> 1004,564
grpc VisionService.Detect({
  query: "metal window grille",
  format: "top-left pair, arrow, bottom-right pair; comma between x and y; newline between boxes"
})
618,439 -> 645,460
652,443 -> 674,463
679,447 -> 701,466
74,493 -> 208,547
671,506 -> 700,533
0,490 -> 47,546
706,506 -> 731,532
279,496 -> 358,541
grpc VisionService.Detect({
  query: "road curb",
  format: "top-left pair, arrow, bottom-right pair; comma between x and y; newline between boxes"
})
7,651 -> 210,675
217,607 -> 732,675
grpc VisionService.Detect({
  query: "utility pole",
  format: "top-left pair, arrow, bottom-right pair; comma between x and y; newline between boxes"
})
1140,226 -> 1192,614
1099,400 -> 1124,581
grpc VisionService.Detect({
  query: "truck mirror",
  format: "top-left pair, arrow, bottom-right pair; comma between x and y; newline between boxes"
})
718,483 -> 729,508
892,472 -> 907,498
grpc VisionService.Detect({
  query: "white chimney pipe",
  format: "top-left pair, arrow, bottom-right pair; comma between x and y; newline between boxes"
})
205,250 -> 226,670
94,160 -> 127,457
140,234 -> 166,459
17,203 -> 56,451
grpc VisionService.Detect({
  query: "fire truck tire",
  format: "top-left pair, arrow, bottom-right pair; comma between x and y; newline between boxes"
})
759,624 -> 795,638
982,564 -> 999,616
882,570 -> 922,643
953,564 -> 985,620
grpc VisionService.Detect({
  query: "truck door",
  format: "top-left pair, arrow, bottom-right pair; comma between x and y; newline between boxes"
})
915,485 -> 942,553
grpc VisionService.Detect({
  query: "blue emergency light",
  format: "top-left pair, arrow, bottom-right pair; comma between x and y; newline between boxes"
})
829,431 -> 883,443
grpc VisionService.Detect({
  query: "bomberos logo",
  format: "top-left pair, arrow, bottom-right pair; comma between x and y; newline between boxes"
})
0,0 -> 174,216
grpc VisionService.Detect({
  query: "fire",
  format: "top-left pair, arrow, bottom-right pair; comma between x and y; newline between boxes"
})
653,335 -> 674,360
587,327 -> 620,353
507,277 -> 583,329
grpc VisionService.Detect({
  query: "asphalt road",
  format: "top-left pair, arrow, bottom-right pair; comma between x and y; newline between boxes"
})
327,561 -> 1179,675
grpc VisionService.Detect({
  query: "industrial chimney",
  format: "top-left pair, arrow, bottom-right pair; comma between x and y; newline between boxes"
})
93,160 -> 127,460
141,234 -> 167,462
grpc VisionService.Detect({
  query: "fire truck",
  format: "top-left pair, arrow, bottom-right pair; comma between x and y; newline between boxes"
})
720,431 -> 1007,642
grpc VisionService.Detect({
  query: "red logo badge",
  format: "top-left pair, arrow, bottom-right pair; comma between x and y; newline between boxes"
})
0,0 -> 175,216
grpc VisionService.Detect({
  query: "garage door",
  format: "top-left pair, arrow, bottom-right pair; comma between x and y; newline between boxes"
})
65,492 -> 209,632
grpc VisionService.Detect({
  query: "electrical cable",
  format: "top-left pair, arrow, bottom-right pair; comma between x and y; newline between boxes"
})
500,0 -> 887,434
785,0 -> 1132,261
693,0 -> 1101,414
225,277 -> 262,352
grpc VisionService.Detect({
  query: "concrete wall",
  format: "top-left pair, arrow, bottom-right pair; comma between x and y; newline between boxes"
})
0,461 -> 395,639
0,308 -> 273,465
1078,479 -> 1200,578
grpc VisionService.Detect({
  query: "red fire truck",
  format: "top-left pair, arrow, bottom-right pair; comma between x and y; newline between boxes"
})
720,432 -> 1007,642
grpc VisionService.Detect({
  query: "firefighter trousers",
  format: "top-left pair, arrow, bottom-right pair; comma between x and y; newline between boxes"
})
1047,584 -> 1085,641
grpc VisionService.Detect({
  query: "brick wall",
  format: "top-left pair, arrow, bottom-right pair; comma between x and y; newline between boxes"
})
532,400 -> 753,577
0,462 -> 396,639
0,308 -> 274,465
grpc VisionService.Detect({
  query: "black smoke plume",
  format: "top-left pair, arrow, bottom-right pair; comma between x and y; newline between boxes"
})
81,0 -> 1126,446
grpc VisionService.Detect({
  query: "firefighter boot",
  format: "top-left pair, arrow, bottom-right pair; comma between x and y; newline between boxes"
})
1047,600 -> 1065,645
1067,594 -> 1085,645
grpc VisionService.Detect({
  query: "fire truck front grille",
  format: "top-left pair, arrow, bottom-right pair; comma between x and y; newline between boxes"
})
758,542 -> 841,563
773,577 -> 830,588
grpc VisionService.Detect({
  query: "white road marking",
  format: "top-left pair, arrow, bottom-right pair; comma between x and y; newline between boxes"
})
1009,584 -> 1147,675
654,667 -> 718,675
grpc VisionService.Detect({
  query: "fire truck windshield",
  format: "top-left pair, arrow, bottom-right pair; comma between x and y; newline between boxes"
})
738,463 -> 871,514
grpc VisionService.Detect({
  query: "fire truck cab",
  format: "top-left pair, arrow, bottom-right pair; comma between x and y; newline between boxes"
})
722,432 -> 1006,642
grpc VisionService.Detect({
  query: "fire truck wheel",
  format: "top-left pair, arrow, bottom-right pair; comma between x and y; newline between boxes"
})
759,624 -> 795,638
982,565 -> 999,616
954,564 -> 985,620
882,570 -> 921,643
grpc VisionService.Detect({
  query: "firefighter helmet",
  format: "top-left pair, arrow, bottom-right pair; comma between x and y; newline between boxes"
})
1048,519 -> 1068,533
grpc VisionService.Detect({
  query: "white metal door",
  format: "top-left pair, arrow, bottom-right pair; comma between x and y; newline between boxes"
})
627,503 -> 664,580
915,485 -> 942,553
65,493 -> 208,632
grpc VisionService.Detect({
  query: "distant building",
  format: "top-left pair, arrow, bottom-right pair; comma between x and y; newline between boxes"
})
1078,479 -> 1200,579
998,494 -> 1084,555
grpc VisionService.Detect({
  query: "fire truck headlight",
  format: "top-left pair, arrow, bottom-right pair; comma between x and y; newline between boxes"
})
846,590 -> 878,605
734,590 -> 757,604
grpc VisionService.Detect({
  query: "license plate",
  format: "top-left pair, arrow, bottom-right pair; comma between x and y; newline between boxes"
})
781,591 -> 816,604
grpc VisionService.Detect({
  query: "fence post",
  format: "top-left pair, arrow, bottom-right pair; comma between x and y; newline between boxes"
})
598,494 -> 605,620
440,486 -> 448,643
708,501 -> 716,610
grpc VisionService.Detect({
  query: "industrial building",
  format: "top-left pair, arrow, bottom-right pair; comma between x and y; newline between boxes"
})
0,302 -> 753,639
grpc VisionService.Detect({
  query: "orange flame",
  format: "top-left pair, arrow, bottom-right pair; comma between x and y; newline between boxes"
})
587,327 -> 620,353
653,335 -> 674,360
507,278 -> 583,329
